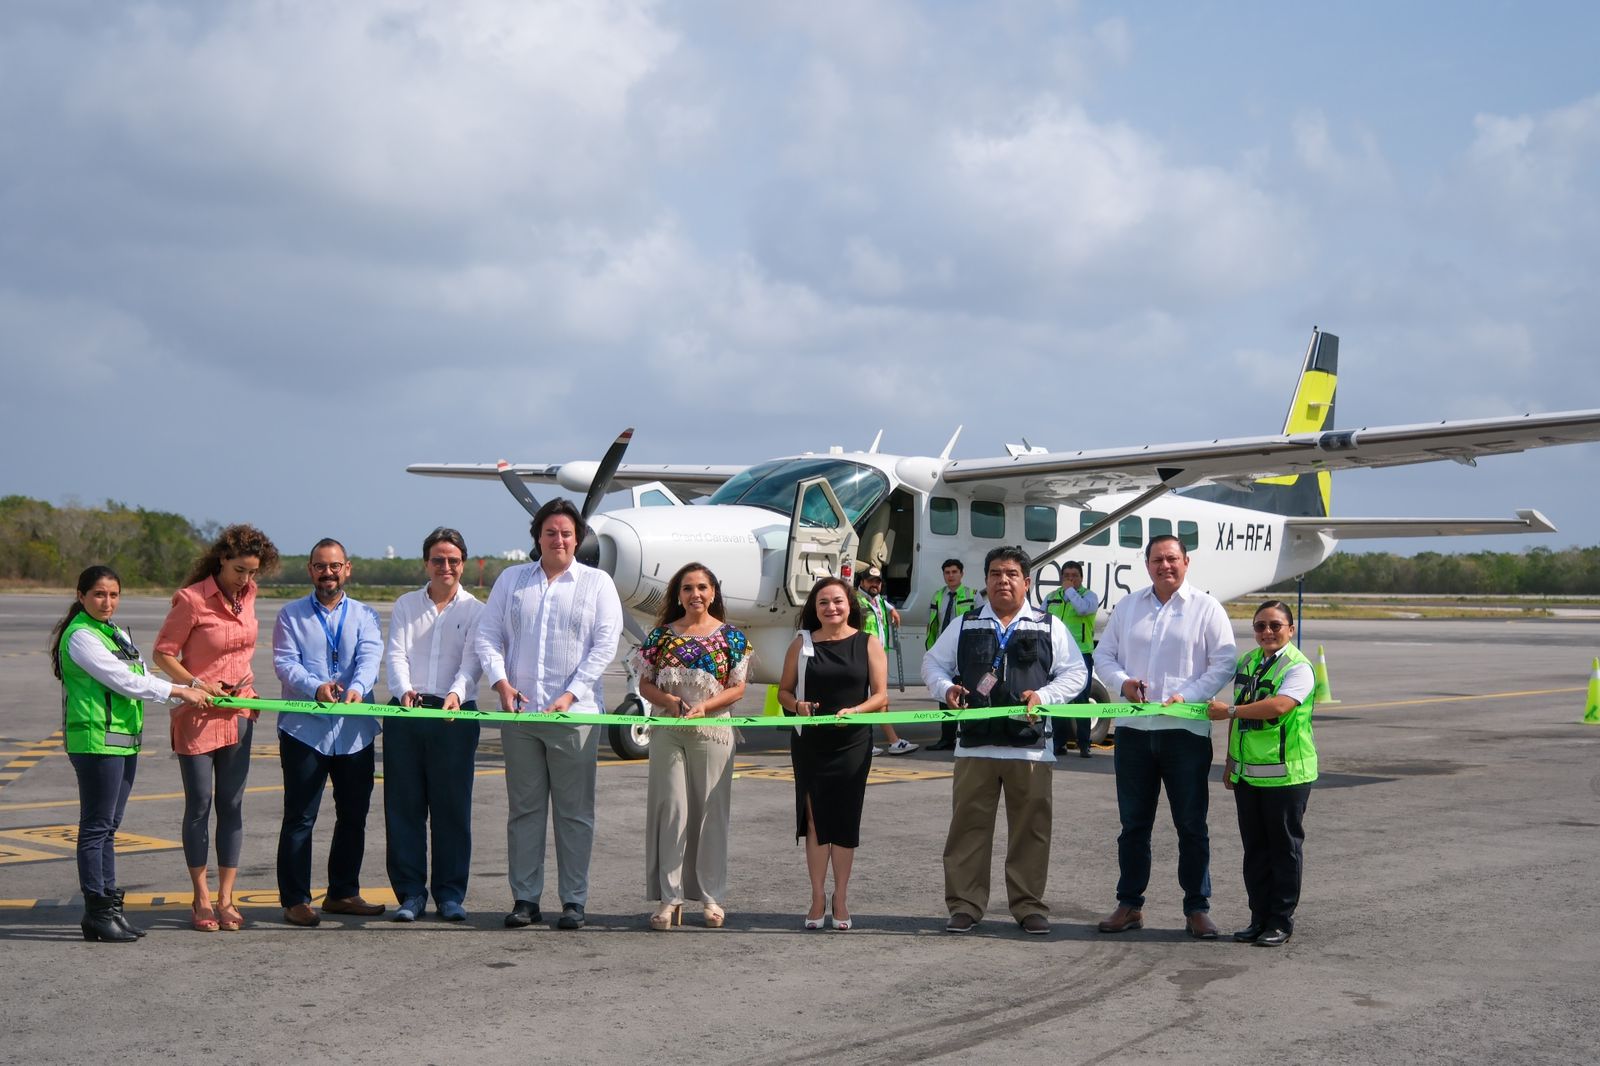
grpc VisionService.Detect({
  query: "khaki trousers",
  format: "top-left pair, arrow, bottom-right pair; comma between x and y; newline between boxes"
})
644,727 -> 734,904
943,756 -> 1052,921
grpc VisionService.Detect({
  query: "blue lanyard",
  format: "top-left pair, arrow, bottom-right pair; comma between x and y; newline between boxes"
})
985,615 -> 1027,674
313,598 -> 348,671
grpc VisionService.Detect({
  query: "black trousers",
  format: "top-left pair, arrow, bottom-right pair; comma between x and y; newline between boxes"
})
1235,781 -> 1310,931
1054,652 -> 1094,754
277,732 -> 375,908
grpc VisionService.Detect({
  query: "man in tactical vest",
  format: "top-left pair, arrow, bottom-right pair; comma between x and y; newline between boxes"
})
922,546 -> 1087,935
926,559 -> 976,751
1095,534 -> 1236,939
1043,560 -> 1099,758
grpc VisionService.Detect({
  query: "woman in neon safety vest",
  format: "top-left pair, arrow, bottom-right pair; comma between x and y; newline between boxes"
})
1207,600 -> 1318,947
50,565 -> 211,942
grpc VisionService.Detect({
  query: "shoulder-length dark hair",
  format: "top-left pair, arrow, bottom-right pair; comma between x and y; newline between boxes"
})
656,562 -> 727,628
799,576 -> 861,632
49,565 -> 121,680
181,524 -> 281,589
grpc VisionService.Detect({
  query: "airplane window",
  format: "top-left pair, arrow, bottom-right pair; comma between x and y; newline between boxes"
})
1118,516 -> 1143,548
640,490 -> 674,508
1024,505 -> 1056,542
1080,510 -> 1110,547
705,458 -> 889,525
930,497 -> 958,536
797,484 -> 842,528
971,501 -> 1005,539
1178,520 -> 1200,551
1149,517 -> 1172,539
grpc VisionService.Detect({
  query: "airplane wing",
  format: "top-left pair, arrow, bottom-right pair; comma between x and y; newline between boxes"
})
1284,509 -> 1556,540
406,461 -> 747,502
938,410 -> 1600,500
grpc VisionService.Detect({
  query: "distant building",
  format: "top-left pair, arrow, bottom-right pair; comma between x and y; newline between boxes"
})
501,549 -> 530,561
384,545 -> 397,559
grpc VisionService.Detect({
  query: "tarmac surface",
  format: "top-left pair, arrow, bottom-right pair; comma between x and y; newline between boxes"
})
1,593 -> 1597,1065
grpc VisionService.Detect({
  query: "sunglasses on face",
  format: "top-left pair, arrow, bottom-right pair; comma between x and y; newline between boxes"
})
1253,621 -> 1289,633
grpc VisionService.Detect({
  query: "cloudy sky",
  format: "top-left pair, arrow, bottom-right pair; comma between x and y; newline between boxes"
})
4,1 -> 1598,565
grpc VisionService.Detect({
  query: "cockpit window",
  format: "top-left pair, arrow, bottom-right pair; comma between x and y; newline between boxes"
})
707,458 -> 889,524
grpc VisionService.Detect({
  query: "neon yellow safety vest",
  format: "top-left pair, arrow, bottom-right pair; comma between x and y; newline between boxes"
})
59,614 -> 146,756
926,584 -> 976,649
1226,643 -> 1318,787
1043,587 -> 1096,653
858,592 -> 890,647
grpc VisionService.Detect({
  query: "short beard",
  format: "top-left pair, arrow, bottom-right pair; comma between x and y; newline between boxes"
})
315,583 -> 343,605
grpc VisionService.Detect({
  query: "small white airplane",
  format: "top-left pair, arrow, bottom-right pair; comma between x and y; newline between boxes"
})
410,329 -> 1600,756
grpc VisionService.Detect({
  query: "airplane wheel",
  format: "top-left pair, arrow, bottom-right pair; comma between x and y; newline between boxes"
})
1086,679 -> 1112,745
608,694 -> 651,760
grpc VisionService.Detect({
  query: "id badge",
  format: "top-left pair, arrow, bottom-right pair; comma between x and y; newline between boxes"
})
975,671 -> 998,697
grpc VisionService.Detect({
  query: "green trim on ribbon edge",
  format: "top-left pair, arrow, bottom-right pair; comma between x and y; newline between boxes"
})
212,695 -> 1208,728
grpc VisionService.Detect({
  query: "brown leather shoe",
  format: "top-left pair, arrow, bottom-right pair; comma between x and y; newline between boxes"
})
283,903 -> 321,927
1186,912 -> 1220,939
322,895 -> 385,917
1097,904 -> 1144,933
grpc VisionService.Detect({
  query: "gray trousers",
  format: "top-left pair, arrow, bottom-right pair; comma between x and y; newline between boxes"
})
502,721 -> 599,907
644,728 -> 734,905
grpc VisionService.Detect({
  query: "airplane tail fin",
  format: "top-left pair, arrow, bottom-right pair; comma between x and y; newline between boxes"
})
1184,329 -> 1338,518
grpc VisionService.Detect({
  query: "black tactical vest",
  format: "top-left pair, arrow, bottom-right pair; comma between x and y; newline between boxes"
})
955,610 -> 1055,749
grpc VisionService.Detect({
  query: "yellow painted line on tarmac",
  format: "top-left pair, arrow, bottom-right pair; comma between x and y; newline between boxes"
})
0,824 -> 183,864
1336,686 -> 1584,712
0,888 -> 404,910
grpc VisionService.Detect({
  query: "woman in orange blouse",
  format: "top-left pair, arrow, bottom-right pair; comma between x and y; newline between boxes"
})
154,524 -> 279,931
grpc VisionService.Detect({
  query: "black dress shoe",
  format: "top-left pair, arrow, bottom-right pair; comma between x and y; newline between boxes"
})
1232,922 -> 1264,943
1256,927 -> 1292,946
927,741 -> 955,751
556,903 -> 585,930
504,901 -> 541,928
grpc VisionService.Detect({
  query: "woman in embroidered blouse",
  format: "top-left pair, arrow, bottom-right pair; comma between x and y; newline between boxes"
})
634,562 -> 749,930
153,524 -> 280,932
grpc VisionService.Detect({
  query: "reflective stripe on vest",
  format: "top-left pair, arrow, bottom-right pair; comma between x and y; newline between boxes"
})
1239,761 -> 1288,778
927,585 -> 976,648
1043,590 -> 1095,653
103,731 -> 142,749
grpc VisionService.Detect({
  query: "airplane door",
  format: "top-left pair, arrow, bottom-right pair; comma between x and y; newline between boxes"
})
784,476 -> 859,607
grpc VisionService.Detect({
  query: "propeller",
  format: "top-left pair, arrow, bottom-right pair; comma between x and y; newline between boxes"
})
496,460 -> 544,518
575,427 -> 634,568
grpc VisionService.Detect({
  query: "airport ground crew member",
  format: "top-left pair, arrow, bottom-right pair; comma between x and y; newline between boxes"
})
51,564 -> 210,942
1043,560 -> 1098,758
926,558 -> 976,751
857,567 -> 916,755
1207,600 -> 1318,947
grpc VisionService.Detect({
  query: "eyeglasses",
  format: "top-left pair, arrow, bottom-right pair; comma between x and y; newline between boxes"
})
1253,621 -> 1289,633
428,557 -> 464,568
310,562 -> 346,574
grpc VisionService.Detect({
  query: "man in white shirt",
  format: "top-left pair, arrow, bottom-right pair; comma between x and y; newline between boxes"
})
474,499 -> 623,931
382,526 -> 484,923
1094,534 -> 1237,939
922,546 -> 1087,935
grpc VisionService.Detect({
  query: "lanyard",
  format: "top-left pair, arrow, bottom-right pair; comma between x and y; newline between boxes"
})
314,598 -> 348,671
985,614 -> 1027,674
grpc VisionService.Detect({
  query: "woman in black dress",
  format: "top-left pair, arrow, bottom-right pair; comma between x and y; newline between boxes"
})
776,576 -> 889,930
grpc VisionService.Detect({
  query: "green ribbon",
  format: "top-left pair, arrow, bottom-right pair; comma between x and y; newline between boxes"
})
211,695 -> 1209,729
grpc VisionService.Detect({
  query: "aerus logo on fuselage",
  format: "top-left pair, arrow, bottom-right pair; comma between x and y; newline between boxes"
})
1215,522 -> 1273,551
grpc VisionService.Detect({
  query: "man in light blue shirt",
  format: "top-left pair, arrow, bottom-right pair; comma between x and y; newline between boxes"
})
272,537 -> 385,927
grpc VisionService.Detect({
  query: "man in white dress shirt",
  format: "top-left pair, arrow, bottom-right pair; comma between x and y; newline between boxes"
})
382,526 -> 484,923
1094,534 -> 1236,939
474,498 -> 623,931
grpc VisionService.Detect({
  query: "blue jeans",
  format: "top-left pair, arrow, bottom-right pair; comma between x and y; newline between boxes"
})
383,700 -> 479,907
69,752 -> 137,896
276,732 -> 375,908
1113,727 -> 1211,914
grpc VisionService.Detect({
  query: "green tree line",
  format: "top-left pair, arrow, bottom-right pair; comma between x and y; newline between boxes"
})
0,495 -> 523,589
1273,545 -> 1600,595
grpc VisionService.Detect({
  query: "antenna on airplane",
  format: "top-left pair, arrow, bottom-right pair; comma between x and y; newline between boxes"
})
939,426 -> 963,461
868,430 -> 884,454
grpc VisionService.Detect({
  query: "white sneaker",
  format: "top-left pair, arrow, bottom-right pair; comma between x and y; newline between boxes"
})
883,739 -> 919,756
870,747 -> 884,757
